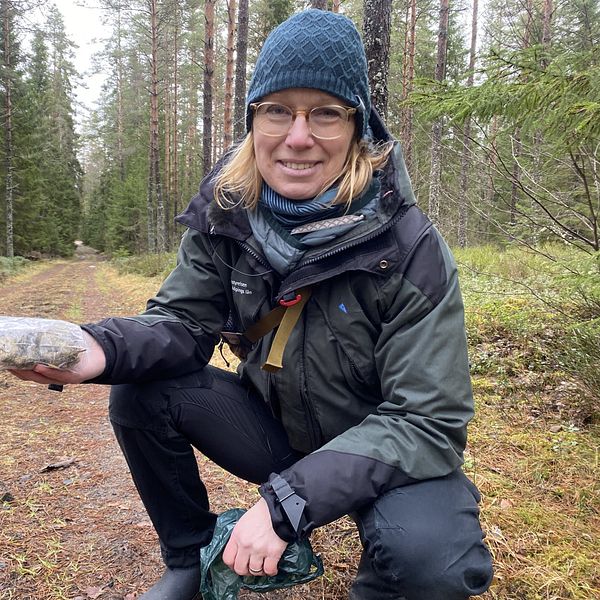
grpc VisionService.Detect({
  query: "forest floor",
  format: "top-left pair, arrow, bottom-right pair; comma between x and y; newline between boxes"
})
0,258 -> 598,600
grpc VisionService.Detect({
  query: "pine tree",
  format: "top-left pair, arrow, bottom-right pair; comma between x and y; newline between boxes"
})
458,0 -> 478,248
82,2 -> 149,254
203,0 -> 215,174
0,0 -> 19,257
223,0 -> 236,150
233,0 -> 249,140
46,7 -> 82,254
363,0 -> 392,120
233,0 -> 248,139
8,9 -> 81,258
427,0 -> 449,228
399,0 -> 417,171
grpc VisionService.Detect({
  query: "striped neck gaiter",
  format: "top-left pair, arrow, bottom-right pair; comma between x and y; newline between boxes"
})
259,183 -> 343,229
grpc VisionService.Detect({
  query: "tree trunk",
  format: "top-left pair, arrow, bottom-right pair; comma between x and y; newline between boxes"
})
115,6 -> 125,182
170,6 -> 180,246
401,0 -> 416,172
509,0 -> 534,230
427,0 -> 449,228
458,0 -> 478,248
148,0 -> 165,252
233,0 -> 248,140
147,149 -> 155,253
212,102 -> 221,166
363,0 -> 392,120
542,0 -> 553,50
203,0 -> 215,174
2,0 -> 14,258
484,116 -> 499,240
530,0 -> 553,244
223,0 -> 236,150
510,132 -> 521,226
185,41 -> 200,206
164,81 -> 171,217
428,121 -> 443,228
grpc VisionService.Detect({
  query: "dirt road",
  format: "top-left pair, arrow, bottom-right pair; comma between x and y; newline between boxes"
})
0,260 -> 358,600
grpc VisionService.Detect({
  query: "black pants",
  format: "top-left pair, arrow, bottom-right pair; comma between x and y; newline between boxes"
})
109,366 -> 493,600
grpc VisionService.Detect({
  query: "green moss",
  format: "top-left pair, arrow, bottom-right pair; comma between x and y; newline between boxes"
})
471,376 -> 498,393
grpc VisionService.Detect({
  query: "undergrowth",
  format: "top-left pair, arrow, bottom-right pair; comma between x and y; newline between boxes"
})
0,257 -> 29,283
456,244 -> 600,425
111,252 -> 177,280
455,245 -> 600,598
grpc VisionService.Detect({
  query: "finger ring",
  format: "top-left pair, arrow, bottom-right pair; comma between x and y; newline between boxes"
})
249,567 -> 263,575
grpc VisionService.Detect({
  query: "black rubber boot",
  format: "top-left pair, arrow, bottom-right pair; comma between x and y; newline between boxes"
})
140,566 -> 202,599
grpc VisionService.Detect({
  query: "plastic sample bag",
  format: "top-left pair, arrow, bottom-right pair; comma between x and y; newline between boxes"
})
200,508 -> 324,600
0,317 -> 86,370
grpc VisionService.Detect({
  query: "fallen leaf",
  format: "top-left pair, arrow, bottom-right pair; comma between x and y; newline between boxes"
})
41,457 -> 76,472
1,491 -> 14,503
500,499 -> 513,509
0,480 -> 14,503
124,594 -> 137,600
85,586 -> 105,599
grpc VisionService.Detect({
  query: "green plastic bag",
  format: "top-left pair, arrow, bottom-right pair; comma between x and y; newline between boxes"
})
200,508 -> 324,600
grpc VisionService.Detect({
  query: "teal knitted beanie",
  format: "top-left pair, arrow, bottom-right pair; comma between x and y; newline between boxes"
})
246,9 -> 371,138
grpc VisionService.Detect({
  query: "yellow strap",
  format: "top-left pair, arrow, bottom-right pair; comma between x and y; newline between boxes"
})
243,305 -> 286,343
262,287 -> 312,373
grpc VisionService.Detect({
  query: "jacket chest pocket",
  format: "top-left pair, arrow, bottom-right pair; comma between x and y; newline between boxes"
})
228,273 -> 275,331
312,292 -> 381,392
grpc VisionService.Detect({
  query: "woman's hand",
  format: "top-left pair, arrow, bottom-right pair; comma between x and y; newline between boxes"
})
9,330 -> 106,385
222,497 -> 287,577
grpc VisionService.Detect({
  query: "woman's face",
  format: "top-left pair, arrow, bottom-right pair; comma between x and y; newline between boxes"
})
253,88 -> 356,200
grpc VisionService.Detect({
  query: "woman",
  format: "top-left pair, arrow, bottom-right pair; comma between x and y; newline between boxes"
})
12,10 -> 493,600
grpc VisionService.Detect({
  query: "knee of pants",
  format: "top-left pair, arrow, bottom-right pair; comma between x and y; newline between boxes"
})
368,524 -> 493,599
109,379 -> 170,432
108,369 -> 215,432
360,475 -> 493,599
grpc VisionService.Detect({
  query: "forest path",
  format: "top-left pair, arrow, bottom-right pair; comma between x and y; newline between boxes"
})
0,259 -> 159,600
0,260 -> 354,600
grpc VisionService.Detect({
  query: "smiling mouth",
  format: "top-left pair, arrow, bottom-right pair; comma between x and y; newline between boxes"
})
281,161 -> 317,171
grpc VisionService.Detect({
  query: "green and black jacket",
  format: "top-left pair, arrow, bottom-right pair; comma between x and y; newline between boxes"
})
84,115 -> 474,541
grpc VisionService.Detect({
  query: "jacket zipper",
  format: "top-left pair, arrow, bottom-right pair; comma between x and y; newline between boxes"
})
235,233 -> 321,447
233,239 -> 272,271
302,205 -> 409,267
278,205 -> 411,299
300,312 -> 321,450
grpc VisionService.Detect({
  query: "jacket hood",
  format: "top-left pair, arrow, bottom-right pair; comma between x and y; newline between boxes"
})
176,109 -> 416,238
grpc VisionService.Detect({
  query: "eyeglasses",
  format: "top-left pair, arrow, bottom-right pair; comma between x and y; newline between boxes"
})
250,102 -> 357,140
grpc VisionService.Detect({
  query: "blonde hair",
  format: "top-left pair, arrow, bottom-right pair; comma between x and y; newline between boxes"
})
213,132 -> 393,211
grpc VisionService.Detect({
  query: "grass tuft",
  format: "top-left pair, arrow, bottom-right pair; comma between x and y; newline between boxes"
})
111,252 -> 177,280
0,256 -> 30,282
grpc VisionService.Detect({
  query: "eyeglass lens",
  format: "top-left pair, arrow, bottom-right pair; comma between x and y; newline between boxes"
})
254,104 -> 351,139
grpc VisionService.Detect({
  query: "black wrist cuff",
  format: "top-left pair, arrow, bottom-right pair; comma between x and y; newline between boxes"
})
259,474 -> 309,541
270,475 -> 306,530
